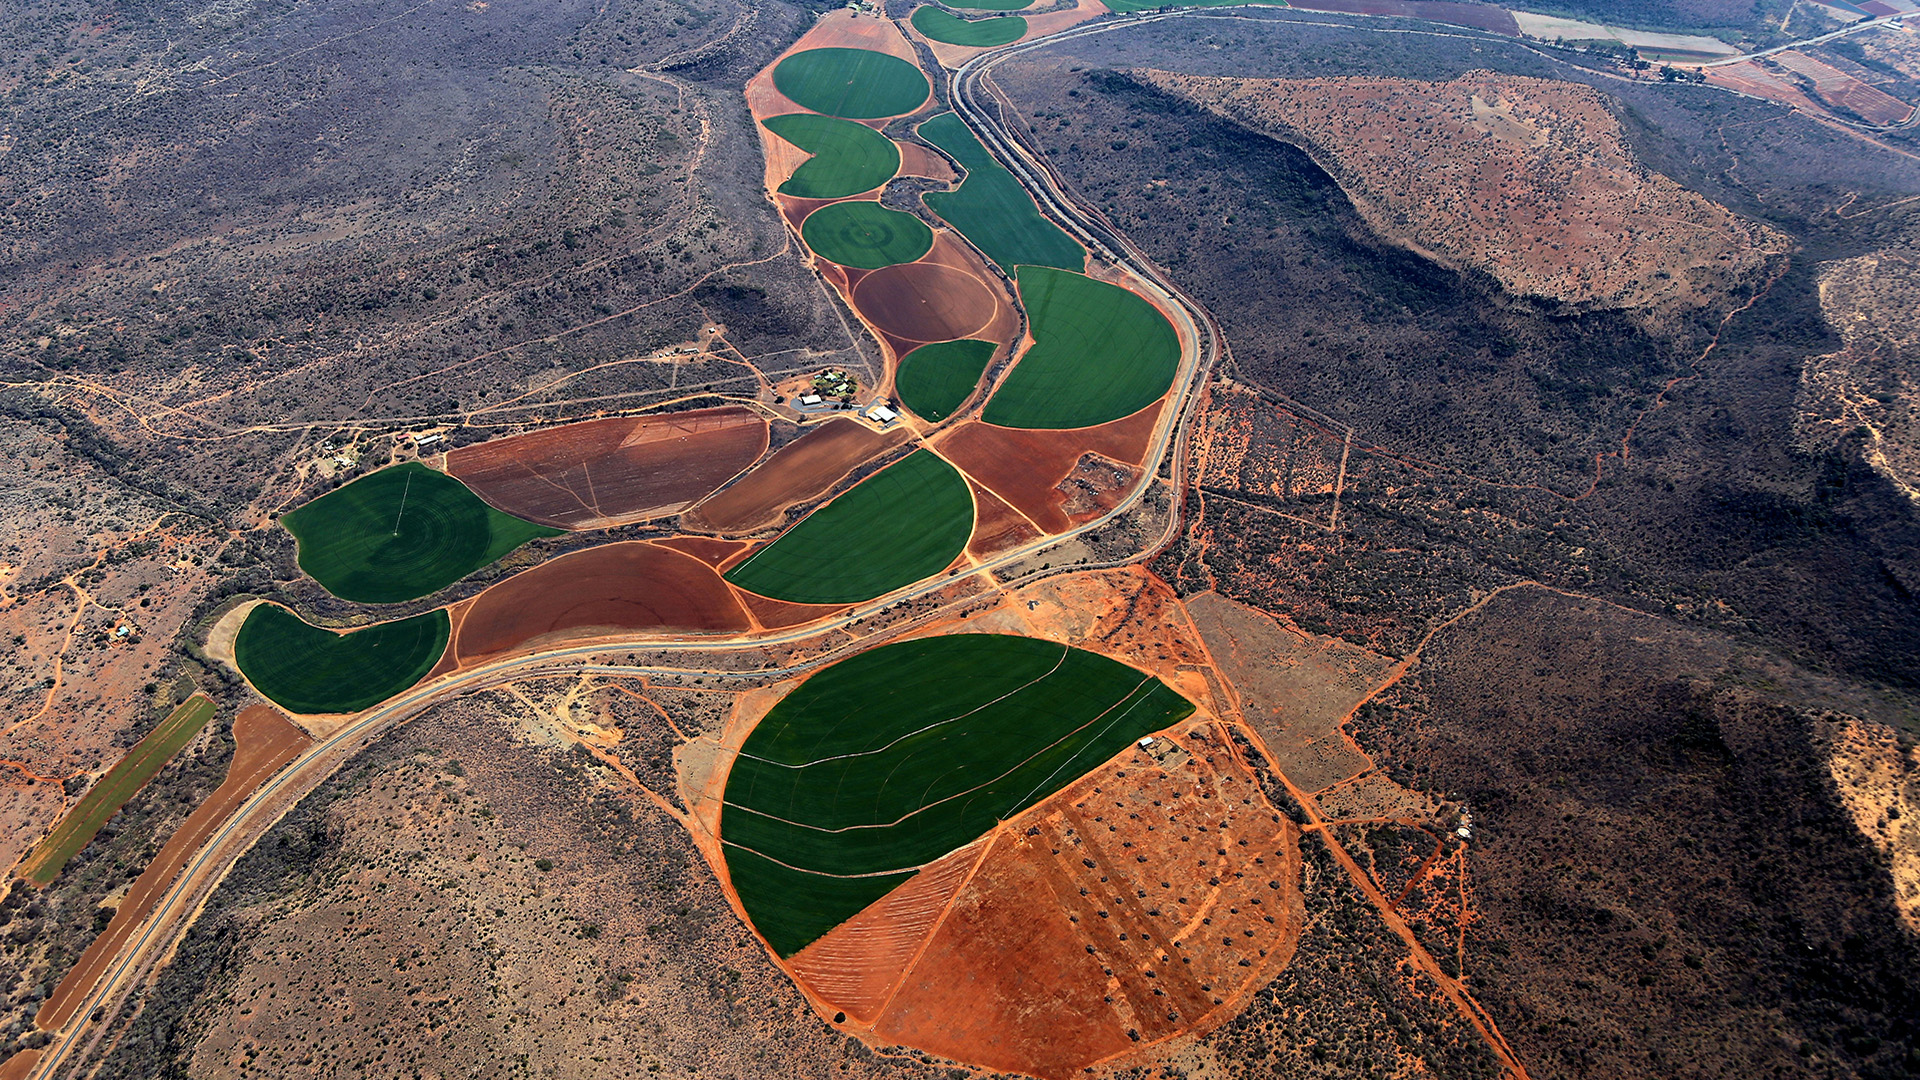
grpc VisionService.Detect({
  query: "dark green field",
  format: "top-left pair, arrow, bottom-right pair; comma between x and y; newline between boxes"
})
919,112 -> 1084,273
941,0 -> 1033,8
800,201 -> 934,269
764,113 -> 901,199
721,633 -> 1195,955
234,605 -> 450,715
910,6 -> 1027,46
19,695 -> 217,885
895,339 -> 996,421
282,462 -> 558,604
723,449 -> 973,604
772,48 -> 930,120
982,266 -> 1181,429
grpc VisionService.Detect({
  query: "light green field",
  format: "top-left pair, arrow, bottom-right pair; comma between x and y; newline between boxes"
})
234,605 -> 450,715
764,113 -> 901,199
895,339 -> 996,421
911,6 -> 1028,46
942,0 -> 1033,9
919,112 -> 1084,274
772,48 -> 931,120
982,266 -> 1181,429
723,449 -> 974,605
721,633 -> 1195,955
18,695 -> 217,885
800,201 -> 934,269
282,462 -> 558,604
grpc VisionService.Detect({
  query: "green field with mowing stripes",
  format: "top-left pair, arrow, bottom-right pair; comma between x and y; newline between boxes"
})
801,201 -> 934,269
765,113 -> 901,199
282,462 -> 558,604
235,605 -> 450,715
911,6 -> 1027,46
724,449 -> 973,605
919,112 -> 1084,273
983,266 -> 1181,429
773,48 -> 931,120
721,633 -> 1195,955
895,339 -> 996,421
18,695 -> 217,885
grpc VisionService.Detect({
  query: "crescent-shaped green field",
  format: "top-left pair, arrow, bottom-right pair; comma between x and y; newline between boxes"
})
234,605 -> 450,715
721,633 -> 1196,955
282,462 -> 559,604
801,201 -> 935,269
764,113 -> 901,199
723,449 -> 974,605
772,48 -> 931,120
911,6 -> 1028,46
895,339 -> 997,421
982,266 -> 1182,429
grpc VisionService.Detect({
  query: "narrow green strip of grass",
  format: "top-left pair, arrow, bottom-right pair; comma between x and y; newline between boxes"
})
895,339 -> 996,421
235,605 -> 450,715
911,6 -> 1028,46
764,113 -> 901,199
919,112 -> 1084,273
21,695 -> 217,885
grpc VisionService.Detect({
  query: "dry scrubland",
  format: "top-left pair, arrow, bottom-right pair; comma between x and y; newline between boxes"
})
1142,70 -> 1787,314
1798,249 -> 1920,503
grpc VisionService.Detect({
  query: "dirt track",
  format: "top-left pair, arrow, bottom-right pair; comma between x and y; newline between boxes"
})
35,706 -> 311,1033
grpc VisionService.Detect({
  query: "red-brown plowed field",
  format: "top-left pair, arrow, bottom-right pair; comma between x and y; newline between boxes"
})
37,706 -> 312,1033
852,261 -> 998,344
684,419 -> 908,534
896,141 -> 957,182
738,590 -> 848,631
654,535 -> 757,570
786,839 -> 987,1024
444,408 -> 769,530
0,1049 -> 36,1080
453,543 -> 751,664
965,480 -> 1044,559
1287,0 -> 1518,33
795,722 -> 1302,1079
1770,50 -> 1915,124
934,402 -> 1162,534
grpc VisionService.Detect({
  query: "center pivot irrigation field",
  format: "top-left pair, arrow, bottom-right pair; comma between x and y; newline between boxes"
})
801,201 -> 935,269
910,6 -> 1028,47
282,462 -> 559,603
720,633 -> 1195,955
234,605 -> 450,715
773,47 -> 931,120
984,266 -> 1182,429
764,113 -> 901,199
723,449 -> 973,605
919,112 -> 1084,274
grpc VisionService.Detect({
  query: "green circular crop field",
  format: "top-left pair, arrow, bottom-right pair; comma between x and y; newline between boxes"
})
941,0 -> 1031,9
801,201 -> 934,269
773,48 -> 930,120
764,113 -> 900,199
281,463 -> 559,604
896,339 -> 996,421
911,6 -> 1027,47
234,605 -> 450,715
721,632 -> 1196,955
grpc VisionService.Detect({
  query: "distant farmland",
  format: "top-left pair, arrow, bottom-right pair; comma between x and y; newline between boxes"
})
17,695 -> 217,885
721,633 -> 1195,955
234,605 -> 450,714
283,462 -> 558,604
911,7 -> 1027,47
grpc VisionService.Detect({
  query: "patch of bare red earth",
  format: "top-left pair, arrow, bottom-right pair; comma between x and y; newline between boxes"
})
1286,0 -> 1518,33
444,407 -> 768,530
684,417 -> 907,534
787,722 -> 1303,1079
935,402 -> 1162,534
34,706 -> 312,1034
965,480 -> 1044,559
653,535 -> 757,571
1767,50 -> 1916,124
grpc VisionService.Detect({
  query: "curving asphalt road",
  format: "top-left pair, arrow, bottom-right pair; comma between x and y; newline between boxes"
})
24,15 -> 1231,1080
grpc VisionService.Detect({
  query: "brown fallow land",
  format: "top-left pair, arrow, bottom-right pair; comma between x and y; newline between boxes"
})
35,706 -> 312,1034
1767,50 -> 1916,125
1286,0 -> 1519,34
683,418 -> 908,534
787,721 -> 1303,1080
964,480 -> 1044,559
444,407 -> 768,530
935,402 -> 1162,535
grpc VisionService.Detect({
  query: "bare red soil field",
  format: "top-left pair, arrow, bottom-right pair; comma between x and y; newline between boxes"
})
964,480 -> 1044,558
1286,0 -> 1519,34
684,419 -> 908,533
653,535 -> 757,569
852,261 -> 999,344
933,402 -> 1162,534
895,141 -> 956,182
737,591 -> 849,631
0,1049 -> 35,1080
36,706 -> 311,1033
452,543 -> 751,664
444,408 -> 768,530
1768,51 -> 1915,124
793,722 -> 1302,1080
